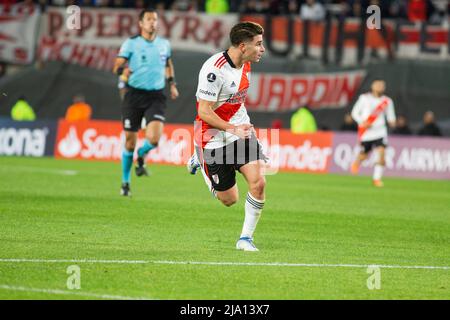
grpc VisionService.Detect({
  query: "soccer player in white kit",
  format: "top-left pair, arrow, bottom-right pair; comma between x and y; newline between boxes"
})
350,79 -> 396,187
187,22 -> 266,251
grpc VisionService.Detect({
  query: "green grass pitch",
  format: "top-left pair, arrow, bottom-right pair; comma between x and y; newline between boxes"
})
0,156 -> 449,299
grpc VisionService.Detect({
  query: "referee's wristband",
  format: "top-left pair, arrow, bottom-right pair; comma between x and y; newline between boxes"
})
116,66 -> 124,76
167,77 -> 176,86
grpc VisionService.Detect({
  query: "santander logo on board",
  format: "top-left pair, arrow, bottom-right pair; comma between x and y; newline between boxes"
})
57,125 -> 123,160
58,126 -> 82,158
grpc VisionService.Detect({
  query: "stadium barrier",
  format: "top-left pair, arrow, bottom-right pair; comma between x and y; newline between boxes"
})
330,133 -> 450,180
52,119 -> 450,180
1,119 -> 449,179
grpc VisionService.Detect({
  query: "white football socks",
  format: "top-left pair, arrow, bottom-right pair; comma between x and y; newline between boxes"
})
198,158 -> 217,198
373,164 -> 384,181
240,192 -> 265,239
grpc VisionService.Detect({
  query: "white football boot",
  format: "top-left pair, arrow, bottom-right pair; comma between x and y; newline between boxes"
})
236,237 -> 259,252
186,153 -> 201,175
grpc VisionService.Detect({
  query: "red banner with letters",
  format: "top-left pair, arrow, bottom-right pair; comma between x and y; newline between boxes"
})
38,8 -> 238,70
247,70 -> 365,111
0,4 -> 41,64
54,120 -> 194,165
241,15 -> 450,65
9,7 -> 450,67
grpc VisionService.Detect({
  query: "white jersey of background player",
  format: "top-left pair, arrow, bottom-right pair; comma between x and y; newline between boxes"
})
187,22 -> 266,251
351,79 -> 396,187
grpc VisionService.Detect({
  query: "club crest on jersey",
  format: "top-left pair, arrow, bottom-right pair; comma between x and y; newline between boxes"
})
212,174 -> 219,184
207,73 -> 216,82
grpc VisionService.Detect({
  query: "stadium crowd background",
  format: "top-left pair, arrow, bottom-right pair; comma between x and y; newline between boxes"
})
1,0 -> 450,21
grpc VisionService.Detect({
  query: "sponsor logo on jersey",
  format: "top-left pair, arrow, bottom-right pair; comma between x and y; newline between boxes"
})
199,89 -> 216,97
226,88 -> 248,104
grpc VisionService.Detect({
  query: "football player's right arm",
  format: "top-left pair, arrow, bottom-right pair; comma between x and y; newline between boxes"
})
197,99 -> 253,139
113,57 -> 131,78
351,96 -> 366,127
114,39 -> 132,79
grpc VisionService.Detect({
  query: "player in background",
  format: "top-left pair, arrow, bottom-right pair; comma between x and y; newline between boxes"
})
350,79 -> 396,187
118,75 -> 127,101
113,8 -> 179,196
187,22 -> 267,251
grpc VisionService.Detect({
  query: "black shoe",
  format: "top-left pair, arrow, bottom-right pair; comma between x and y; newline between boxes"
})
135,156 -> 149,177
120,183 -> 131,197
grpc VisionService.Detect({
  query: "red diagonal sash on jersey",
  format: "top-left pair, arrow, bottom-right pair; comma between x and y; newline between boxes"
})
358,98 -> 389,140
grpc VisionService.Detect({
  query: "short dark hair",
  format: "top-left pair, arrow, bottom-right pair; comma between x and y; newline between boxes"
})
229,22 -> 264,46
139,8 -> 157,21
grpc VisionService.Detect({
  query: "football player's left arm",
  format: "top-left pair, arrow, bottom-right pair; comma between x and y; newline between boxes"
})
166,58 -> 179,100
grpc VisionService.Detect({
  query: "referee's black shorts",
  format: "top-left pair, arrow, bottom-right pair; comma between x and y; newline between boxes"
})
121,86 -> 167,132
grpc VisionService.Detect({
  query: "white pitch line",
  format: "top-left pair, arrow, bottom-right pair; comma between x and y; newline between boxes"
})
0,259 -> 148,264
152,260 -> 450,270
0,166 -> 78,176
0,285 -> 155,300
0,258 -> 449,270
